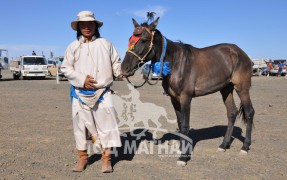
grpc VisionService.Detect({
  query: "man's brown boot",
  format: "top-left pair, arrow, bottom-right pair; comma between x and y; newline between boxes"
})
101,148 -> 113,173
72,150 -> 88,172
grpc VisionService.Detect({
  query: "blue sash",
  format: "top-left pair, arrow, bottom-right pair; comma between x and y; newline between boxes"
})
70,85 -> 108,105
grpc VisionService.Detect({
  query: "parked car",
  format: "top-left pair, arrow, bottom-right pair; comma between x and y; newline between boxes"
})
47,59 -> 57,68
269,60 -> 287,76
270,65 -> 287,76
141,61 -> 162,80
252,58 -> 267,76
54,56 -> 65,80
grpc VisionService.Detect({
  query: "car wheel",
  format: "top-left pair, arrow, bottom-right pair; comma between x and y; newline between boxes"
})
13,74 -> 19,80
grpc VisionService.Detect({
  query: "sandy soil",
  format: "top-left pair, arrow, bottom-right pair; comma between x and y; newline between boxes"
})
0,69 -> 287,180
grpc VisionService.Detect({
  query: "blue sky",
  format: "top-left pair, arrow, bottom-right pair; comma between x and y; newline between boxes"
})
0,0 -> 286,60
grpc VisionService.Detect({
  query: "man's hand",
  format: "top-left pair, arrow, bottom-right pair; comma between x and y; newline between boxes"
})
84,75 -> 97,89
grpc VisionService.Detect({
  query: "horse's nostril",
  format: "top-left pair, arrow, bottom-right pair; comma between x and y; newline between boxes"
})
125,66 -> 130,72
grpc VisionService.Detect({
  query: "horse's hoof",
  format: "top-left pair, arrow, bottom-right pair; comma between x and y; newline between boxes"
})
239,150 -> 248,155
217,147 -> 226,152
176,161 -> 187,167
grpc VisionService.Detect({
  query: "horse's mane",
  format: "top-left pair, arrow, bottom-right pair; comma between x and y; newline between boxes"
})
177,41 -> 194,48
140,22 -> 193,48
138,22 -> 195,66
140,22 -> 149,27
154,29 -> 192,47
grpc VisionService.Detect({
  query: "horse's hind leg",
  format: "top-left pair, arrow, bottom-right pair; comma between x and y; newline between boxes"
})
218,84 -> 238,152
236,88 -> 255,154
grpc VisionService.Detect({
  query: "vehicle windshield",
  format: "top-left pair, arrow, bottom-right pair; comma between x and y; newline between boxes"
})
23,57 -> 46,65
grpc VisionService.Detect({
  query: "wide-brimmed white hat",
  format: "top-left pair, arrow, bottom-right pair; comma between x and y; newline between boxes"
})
71,11 -> 103,31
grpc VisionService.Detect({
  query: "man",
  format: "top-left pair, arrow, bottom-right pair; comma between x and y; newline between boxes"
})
265,60 -> 273,77
61,10 -> 122,173
277,61 -> 284,76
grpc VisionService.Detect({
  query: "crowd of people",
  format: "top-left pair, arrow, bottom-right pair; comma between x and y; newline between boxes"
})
264,59 -> 286,77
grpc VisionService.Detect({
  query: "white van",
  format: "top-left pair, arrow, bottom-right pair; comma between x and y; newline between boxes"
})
10,55 -> 49,80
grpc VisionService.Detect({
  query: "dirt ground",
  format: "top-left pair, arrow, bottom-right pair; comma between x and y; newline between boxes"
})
0,69 -> 287,180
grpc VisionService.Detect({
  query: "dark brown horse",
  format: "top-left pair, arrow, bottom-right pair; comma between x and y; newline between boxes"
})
121,17 -> 255,166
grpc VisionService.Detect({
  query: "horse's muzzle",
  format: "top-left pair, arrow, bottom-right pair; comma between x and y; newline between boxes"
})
120,68 -> 136,78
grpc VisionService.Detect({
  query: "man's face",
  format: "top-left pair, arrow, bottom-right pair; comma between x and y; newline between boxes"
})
79,21 -> 96,38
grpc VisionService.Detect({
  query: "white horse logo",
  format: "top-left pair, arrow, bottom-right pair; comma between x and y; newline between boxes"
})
112,84 -> 176,138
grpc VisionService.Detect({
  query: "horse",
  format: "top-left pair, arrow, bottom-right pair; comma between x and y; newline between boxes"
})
121,17 -> 255,166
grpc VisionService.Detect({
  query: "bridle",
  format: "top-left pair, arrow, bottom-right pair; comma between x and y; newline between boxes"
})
127,27 -> 155,63
125,26 -> 166,88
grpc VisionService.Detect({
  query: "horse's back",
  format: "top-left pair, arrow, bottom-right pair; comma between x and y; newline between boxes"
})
194,43 -> 252,73
187,43 -> 252,96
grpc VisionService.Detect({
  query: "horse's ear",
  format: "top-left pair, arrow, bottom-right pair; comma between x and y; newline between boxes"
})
148,17 -> 160,31
132,18 -> 140,28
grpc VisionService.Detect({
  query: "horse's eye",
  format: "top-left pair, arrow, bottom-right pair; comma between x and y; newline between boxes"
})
141,38 -> 150,42
133,34 -> 141,37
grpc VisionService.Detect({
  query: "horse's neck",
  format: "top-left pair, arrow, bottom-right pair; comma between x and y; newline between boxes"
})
154,31 -> 192,63
164,39 -> 181,62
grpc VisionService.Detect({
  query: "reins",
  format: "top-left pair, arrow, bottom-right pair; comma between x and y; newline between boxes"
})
125,28 -> 167,88
126,64 -> 152,88
127,30 -> 155,63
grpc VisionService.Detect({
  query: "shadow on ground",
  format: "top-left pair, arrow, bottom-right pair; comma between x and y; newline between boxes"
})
88,126 -> 245,167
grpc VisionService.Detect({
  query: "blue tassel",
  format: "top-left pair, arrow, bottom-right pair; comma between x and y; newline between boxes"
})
150,37 -> 171,77
152,62 -> 171,77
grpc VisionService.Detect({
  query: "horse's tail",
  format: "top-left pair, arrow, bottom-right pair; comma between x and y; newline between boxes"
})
238,103 -> 247,125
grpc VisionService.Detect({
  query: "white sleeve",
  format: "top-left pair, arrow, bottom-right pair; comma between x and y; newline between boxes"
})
109,43 -> 122,77
61,43 -> 87,88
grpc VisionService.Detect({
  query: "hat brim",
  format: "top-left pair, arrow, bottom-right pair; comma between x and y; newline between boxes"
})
71,20 -> 103,31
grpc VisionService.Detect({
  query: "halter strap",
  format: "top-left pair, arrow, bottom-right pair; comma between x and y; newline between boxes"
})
127,31 -> 155,62
126,33 -> 168,88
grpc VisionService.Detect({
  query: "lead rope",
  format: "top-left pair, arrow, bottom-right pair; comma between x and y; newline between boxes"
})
126,64 -> 152,88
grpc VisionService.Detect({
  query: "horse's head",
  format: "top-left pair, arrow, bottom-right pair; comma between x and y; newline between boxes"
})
121,17 -> 160,77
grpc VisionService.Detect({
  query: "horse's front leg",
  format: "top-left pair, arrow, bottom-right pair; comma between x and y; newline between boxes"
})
170,97 -> 182,132
177,95 -> 193,167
